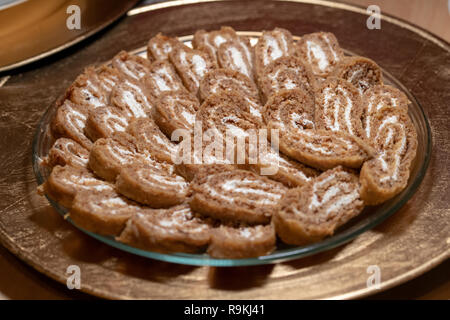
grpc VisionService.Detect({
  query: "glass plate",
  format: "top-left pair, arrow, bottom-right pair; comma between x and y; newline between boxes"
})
31,33 -> 432,267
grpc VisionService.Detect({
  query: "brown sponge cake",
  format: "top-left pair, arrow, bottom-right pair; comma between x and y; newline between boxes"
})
126,117 -> 178,164
45,138 -> 89,169
110,78 -> 153,118
254,28 -> 296,77
207,224 -> 276,258
189,169 -> 287,224
362,84 -> 409,142
117,204 -> 213,253
258,56 -> 317,103
217,38 -> 255,81
70,189 -> 142,236
315,77 -> 365,139
153,90 -> 200,137
116,162 -> 188,208
88,132 -> 145,182
199,68 -> 260,103
332,56 -> 383,94
274,166 -> 364,245
147,33 -> 182,61
169,44 -> 217,95
360,107 -> 417,205
84,106 -> 129,142
51,99 -> 93,150
297,32 -> 344,78
41,165 -> 113,209
112,50 -> 154,82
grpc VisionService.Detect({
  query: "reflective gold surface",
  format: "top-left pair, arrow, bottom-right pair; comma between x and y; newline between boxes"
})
0,0 -> 448,299
0,0 -> 139,72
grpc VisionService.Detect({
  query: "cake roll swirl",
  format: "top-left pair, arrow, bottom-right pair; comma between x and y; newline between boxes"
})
207,224 -> 276,258
117,204 -> 213,253
258,56 -> 317,103
153,90 -> 199,137
199,68 -> 260,102
45,138 -> 89,168
40,165 -> 113,209
274,166 -> 364,245
112,50 -> 153,82
248,146 -> 319,188
264,89 -> 374,170
65,67 -> 118,109
51,99 -> 93,150
126,117 -> 178,164
169,44 -> 217,94
362,84 -> 409,142
110,78 -> 153,118
70,189 -> 142,236
217,39 -> 255,80
144,60 -> 186,99
315,77 -> 365,138
297,32 -> 344,78
84,106 -> 129,141
193,26 -> 251,63
88,132 -> 148,181
116,162 -> 188,208
197,90 -> 262,136
254,28 -> 296,77
147,33 -> 182,61
189,170 -> 287,224
333,56 -> 383,94
263,88 -> 315,130
360,107 -> 417,205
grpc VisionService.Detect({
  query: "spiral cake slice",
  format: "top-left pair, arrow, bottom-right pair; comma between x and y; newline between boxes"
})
112,50 -> 153,82
110,78 -> 153,118
144,60 -> 186,99
362,84 -> 409,142
126,117 -> 178,164
44,138 -> 89,168
274,166 -> 364,245
297,32 -> 344,78
264,89 -> 374,170
248,146 -> 319,187
40,165 -> 113,209
217,39 -> 255,80
169,44 -> 217,94
84,106 -> 129,141
70,189 -> 142,236
258,56 -> 317,103
199,68 -> 260,102
207,224 -> 276,258
360,107 -> 417,205
315,77 -> 365,138
254,28 -> 296,77
116,162 -> 188,208
153,90 -> 199,137
147,33 -> 182,61
88,132 -> 146,181
333,56 -> 383,94
193,26 -> 250,63
189,170 -> 287,224
65,67 -> 118,109
51,99 -> 92,150
117,204 -> 213,253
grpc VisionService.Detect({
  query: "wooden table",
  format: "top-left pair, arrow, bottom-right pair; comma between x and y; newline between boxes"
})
0,0 -> 448,299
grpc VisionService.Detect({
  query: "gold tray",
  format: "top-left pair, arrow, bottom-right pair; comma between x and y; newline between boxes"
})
0,0 -> 139,72
0,0 -> 448,299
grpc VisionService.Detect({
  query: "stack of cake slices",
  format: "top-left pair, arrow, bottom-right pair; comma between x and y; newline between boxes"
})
39,27 -> 417,258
